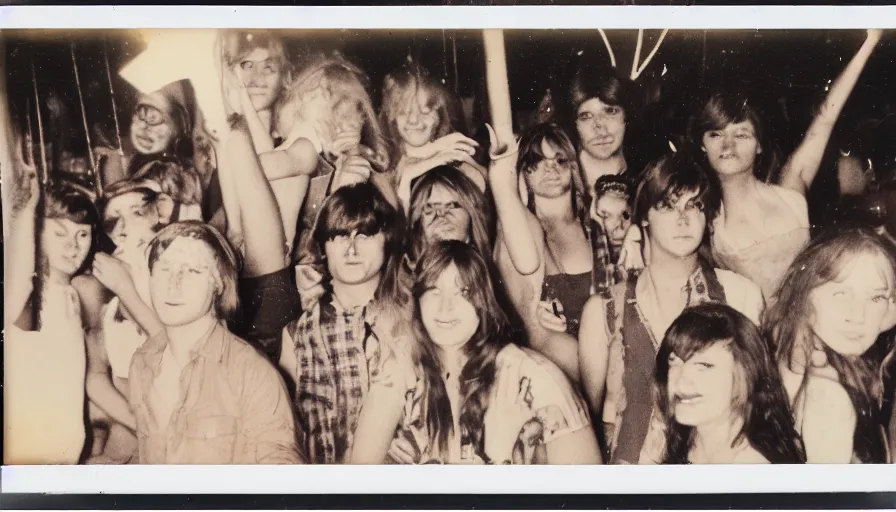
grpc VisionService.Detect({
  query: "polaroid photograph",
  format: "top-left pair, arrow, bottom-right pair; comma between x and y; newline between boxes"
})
2,4 -> 896,504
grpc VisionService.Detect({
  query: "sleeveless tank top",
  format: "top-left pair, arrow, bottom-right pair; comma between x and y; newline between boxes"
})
541,227 -> 593,338
712,184 -> 810,299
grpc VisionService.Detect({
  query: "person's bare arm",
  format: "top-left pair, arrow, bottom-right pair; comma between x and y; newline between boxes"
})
5,176 -> 39,327
484,29 -> 540,276
214,119 -> 288,277
801,378 -> 856,463
545,428 -> 603,464
780,29 -> 882,195
258,138 -> 319,181
578,295 -> 611,416
92,253 -> 164,337
85,325 -> 137,431
496,215 -> 579,383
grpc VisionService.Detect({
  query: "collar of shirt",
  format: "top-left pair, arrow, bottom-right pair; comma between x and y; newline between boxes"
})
136,322 -> 228,379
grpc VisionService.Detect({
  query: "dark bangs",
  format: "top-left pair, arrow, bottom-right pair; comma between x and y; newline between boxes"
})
661,306 -> 735,364
414,241 -> 486,299
413,241 -> 496,324
518,123 -> 577,173
44,181 -> 100,228
313,181 -> 402,252
633,152 -> 722,225
687,92 -> 763,144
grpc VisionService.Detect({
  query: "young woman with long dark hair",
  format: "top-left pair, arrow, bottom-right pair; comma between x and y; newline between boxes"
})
350,240 -> 600,464
764,227 -> 896,463
655,303 -> 805,464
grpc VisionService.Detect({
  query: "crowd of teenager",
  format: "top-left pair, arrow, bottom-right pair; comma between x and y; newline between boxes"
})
5,28 -> 896,465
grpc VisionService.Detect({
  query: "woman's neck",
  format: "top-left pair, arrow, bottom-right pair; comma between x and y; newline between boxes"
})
256,108 -> 274,135
438,346 -> 468,381
579,150 -> 626,184
534,194 -> 577,224
165,313 -> 219,367
46,267 -> 72,287
692,415 -> 747,463
719,171 -> 762,215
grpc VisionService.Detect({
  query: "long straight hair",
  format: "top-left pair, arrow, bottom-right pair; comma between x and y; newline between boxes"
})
408,165 -> 494,265
656,303 -> 806,464
380,62 -> 468,173
763,227 -> 896,463
312,181 -> 406,305
517,123 -> 588,234
411,240 -> 511,461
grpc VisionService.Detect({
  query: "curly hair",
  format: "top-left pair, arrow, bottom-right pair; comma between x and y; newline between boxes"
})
762,226 -> 896,463
411,240 -> 511,462
656,303 -> 806,464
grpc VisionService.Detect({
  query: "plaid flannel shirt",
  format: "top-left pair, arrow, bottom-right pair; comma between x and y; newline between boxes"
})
285,294 -> 386,464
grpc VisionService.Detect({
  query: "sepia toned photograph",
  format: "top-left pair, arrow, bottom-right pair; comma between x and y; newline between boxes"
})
3,12 -> 896,473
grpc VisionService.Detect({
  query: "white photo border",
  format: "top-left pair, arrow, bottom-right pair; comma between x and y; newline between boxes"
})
3,3 -> 896,496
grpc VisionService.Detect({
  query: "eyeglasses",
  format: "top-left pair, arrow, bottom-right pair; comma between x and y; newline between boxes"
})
422,201 -> 463,218
327,230 -> 379,247
528,155 -> 575,173
133,104 -> 168,127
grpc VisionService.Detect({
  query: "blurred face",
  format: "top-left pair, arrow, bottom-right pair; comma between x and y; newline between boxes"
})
104,192 -> 160,257
668,342 -> 738,428
43,218 -> 92,279
576,97 -> 626,160
332,96 -> 365,152
396,89 -> 440,149
527,140 -> 574,200
594,191 -> 631,248
809,251 -> 895,356
420,263 -> 480,349
421,184 -> 471,243
324,229 -> 385,287
235,48 -> 284,112
130,94 -> 176,155
647,189 -> 706,259
150,237 -> 219,327
701,121 -> 761,178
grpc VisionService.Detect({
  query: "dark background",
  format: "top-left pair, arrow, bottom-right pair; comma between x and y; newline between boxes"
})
5,28 -> 893,150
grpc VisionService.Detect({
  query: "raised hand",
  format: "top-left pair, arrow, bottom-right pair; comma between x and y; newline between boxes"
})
92,252 -> 136,298
867,29 -> 883,45
484,364 -> 536,464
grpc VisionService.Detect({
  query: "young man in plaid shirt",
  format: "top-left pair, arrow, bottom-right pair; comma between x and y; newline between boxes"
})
279,181 -> 411,464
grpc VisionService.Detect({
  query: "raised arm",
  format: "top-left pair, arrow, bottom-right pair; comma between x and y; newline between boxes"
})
779,29 -> 882,195
484,29 -> 540,276
91,253 -> 164,337
5,174 -> 39,327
